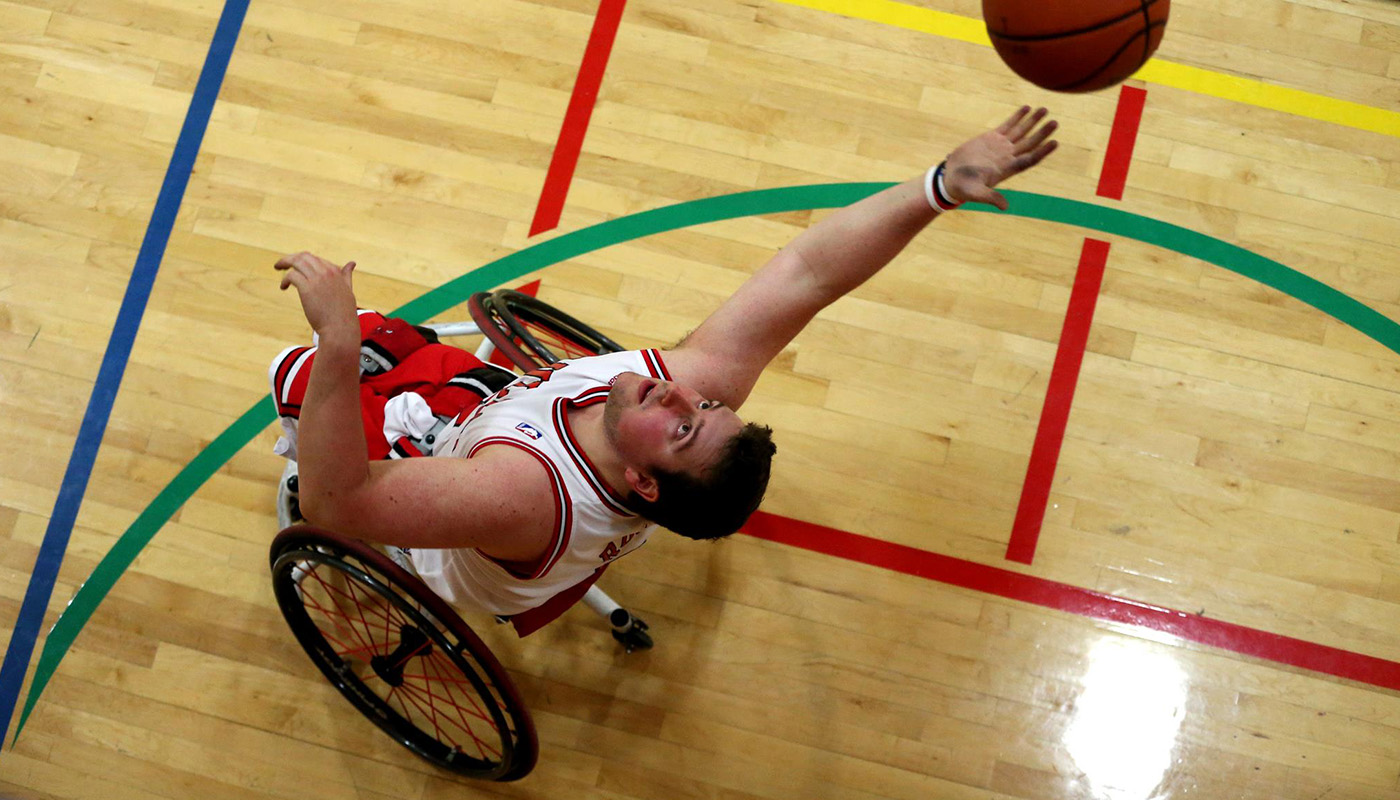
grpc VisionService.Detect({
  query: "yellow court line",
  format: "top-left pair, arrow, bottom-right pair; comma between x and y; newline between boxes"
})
776,0 -> 1400,139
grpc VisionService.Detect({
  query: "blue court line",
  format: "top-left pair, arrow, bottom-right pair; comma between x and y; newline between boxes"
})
0,0 -> 250,748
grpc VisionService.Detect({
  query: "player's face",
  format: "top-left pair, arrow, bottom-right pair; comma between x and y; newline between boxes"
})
604,373 -> 744,480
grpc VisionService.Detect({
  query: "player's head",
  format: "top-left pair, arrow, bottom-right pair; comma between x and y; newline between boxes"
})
605,374 -> 776,539
635,421 -> 776,540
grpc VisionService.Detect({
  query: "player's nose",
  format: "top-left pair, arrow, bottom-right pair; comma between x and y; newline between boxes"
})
657,383 -> 695,410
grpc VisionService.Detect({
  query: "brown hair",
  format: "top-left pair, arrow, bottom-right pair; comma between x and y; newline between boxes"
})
629,423 -> 776,540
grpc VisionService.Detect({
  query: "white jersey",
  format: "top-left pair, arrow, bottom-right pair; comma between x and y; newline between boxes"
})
409,349 -> 673,616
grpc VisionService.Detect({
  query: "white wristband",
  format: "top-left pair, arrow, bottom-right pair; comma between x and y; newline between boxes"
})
923,161 -> 961,213
922,165 -> 940,211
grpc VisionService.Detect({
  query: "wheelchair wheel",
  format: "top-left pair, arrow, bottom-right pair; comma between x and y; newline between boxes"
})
269,525 -> 537,781
468,289 -> 623,370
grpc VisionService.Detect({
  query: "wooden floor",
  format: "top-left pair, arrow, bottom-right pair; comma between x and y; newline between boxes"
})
3,0 -> 1400,797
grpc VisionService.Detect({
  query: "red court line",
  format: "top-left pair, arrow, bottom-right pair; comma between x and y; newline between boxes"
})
1005,238 -> 1111,564
744,511 -> 1400,691
1004,85 -> 1147,564
1097,85 -> 1147,200
529,0 -> 628,237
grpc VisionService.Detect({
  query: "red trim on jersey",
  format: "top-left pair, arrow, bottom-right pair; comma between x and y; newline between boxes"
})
552,395 -> 635,517
641,349 -> 670,380
571,386 -> 610,408
508,565 -> 608,637
467,437 -> 573,579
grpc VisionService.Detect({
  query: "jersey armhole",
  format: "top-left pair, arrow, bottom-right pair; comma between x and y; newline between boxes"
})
467,438 -> 573,580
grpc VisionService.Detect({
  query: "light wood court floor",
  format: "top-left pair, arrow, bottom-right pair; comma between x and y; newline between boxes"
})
2,0 -> 1400,797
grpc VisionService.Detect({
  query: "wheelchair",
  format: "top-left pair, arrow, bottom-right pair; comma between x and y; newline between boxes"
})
269,289 -> 655,781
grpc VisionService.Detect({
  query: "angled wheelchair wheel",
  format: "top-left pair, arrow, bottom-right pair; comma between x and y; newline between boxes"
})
269,525 -> 537,781
468,289 -> 624,370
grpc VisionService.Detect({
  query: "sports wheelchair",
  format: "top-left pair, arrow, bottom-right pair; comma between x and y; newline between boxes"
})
268,289 -> 655,781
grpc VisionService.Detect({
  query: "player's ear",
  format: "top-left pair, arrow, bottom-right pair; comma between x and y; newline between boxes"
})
624,467 -> 659,503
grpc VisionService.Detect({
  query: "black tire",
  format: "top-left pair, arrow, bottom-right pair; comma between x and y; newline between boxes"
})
269,525 -> 537,781
468,289 -> 623,370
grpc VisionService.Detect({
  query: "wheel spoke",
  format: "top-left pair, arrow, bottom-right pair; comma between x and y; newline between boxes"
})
524,320 -> 592,359
423,654 -> 500,757
395,669 -> 500,760
276,537 -> 528,777
302,572 -> 378,659
312,569 -> 398,630
423,652 -> 493,724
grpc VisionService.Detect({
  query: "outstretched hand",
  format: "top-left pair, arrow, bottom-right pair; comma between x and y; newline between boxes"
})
275,251 -> 359,335
943,106 -> 1059,211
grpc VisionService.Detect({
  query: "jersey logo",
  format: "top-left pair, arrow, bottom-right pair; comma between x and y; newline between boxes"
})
515,422 -> 544,440
599,532 -> 640,563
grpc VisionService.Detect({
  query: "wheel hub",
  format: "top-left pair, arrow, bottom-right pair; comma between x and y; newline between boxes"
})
370,623 -> 432,686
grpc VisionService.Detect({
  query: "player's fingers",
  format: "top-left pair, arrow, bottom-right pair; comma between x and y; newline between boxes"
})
275,252 -> 320,275
996,105 -> 1030,135
1013,140 -> 1058,174
1032,139 -> 1058,164
1015,119 -> 1058,154
1009,107 -> 1047,142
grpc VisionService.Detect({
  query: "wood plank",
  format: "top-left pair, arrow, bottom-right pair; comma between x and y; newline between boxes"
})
5,0 -> 1400,797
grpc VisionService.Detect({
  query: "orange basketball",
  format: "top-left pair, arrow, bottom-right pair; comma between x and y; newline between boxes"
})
983,0 -> 1170,93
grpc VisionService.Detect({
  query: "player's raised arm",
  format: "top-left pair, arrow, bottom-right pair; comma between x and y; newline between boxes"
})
275,251 -> 372,516
665,106 -> 1058,409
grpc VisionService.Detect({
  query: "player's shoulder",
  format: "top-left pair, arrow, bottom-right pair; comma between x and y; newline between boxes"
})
445,444 -> 564,549
653,346 -> 743,407
467,438 -> 558,483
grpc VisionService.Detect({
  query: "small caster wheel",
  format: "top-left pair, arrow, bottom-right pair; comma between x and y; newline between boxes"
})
608,608 -> 653,653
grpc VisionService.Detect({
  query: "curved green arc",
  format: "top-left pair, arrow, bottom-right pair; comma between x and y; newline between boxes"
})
999,192 -> 1400,354
17,185 -> 1400,739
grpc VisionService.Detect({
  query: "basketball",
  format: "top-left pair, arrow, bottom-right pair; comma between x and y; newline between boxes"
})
983,0 -> 1170,93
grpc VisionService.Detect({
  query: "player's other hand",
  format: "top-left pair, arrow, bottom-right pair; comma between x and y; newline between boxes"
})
275,251 -> 359,335
944,106 -> 1059,211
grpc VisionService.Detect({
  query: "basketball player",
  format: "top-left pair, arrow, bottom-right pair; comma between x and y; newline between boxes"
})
272,106 -> 1058,628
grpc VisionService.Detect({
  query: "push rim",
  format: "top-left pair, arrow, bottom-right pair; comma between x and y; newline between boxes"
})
468,289 -> 623,369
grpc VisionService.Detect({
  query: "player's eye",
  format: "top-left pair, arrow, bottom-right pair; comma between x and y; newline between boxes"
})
698,400 -> 713,410
678,422 -> 692,437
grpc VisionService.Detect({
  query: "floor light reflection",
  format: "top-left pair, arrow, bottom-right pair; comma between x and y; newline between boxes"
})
1064,638 -> 1189,799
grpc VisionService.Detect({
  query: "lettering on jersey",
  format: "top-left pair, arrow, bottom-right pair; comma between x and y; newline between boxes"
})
515,422 -> 544,440
518,363 -> 563,389
469,361 -> 567,421
598,531 -> 640,564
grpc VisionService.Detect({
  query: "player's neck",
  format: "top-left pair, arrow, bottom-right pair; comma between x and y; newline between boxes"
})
566,403 -> 633,499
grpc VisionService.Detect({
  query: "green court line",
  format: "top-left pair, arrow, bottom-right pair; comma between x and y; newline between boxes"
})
17,185 -> 1400,739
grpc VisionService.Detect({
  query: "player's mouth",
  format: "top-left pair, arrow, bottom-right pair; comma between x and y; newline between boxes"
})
638,378 -> 657,405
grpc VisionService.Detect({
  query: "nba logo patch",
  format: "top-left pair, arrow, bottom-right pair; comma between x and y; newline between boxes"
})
515,422 -> 544,440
